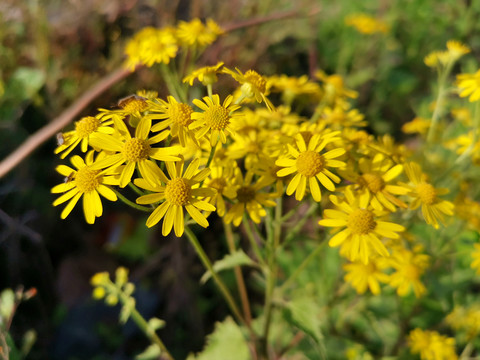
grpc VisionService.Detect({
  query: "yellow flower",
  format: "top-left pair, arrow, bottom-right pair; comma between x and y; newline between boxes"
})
403,162 -> 454,229
224,170 -> 276,227
457,69 -> 480,102
343,257 -> 389,295
318,187 -> 405,264
190,94 -> 242,146
276,132 -> 345,202
344,154 -> 409,212
402,117 -> 431,135
471,243 -> 480,275
147,96 -> 196,147
315,71 -> 358,106
176,18 -> 223,47
97,94 -> 150,127
386,245 -> 429,298
183,62 -> 224,86
204,164 -> 238,217
321,106 -> 366,129
345,14 -> 389,34
55,116 -> 114,159
52,151 -> 119,224
135,159 -> 216,237
446,304 -> 480,340
446,40 -> 470,62
268,74 -> 322,104
89,118 -> 179,188
408,329 -> 458,360
223,67 -> 275,111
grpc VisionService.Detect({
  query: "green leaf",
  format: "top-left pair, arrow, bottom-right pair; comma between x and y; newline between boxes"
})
135,344 -> 162,360
200,250 -> 256,284
6,67 -> 45,102
193,317 -> 250,360
5,332 -> 21,360
282,296 -> 324,347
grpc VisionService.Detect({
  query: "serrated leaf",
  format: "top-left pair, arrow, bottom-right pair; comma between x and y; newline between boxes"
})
135,344 -> 162,360
193,317 -> 250,360
282,296 -> 324,346
200,250 -> 256,284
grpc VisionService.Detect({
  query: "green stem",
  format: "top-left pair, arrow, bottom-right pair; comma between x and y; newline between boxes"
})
283,202 -> 319,247
223,220 -> 253,328
427,63 -> 454,143
124,301 -> 174,360
184,226 -> 245,325
113,189 -> 152,212
261,198 -> 283,358
128,182 -> 146,196
207,84 -> 213,99
242,215 -> 267,267
279,240 -> 327,293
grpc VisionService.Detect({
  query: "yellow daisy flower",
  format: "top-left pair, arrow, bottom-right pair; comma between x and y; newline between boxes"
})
183,62 -> 224,86
135,159 -> 216,237
403,162 -> 454,229
386,245 -> 429,298
89,118 -> 179,188
343,257 -> 389,295
321,106 -> 366,129
268,74 -> 322,104
224,170 -> 276,227
471,243 -> 480,275
97,95 -> 150,127
446,39 -> 470,61
147,96 -> 196,147
176,18 -> 223,47
52,151 -> 119,224
344,153 -> 409,212
457,69 -> 480,102
402,117 -> 431,135
55,116 -> 115,159
223,67 -> 275,111
190,94 -> 241,146
344,13 -> 389,34
275,132 -> 346,202
447,304 -> 480,340
408,329 -> 458,360
318,187 -> 405,264
204,163 -> 238,217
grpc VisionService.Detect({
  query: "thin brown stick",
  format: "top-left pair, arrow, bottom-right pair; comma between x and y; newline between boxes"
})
222,6 -> 321,33
0,67 -> 132,179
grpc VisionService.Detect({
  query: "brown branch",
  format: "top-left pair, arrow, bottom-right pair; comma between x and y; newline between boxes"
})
0,67 -> 133,179
221,6 -> 321,33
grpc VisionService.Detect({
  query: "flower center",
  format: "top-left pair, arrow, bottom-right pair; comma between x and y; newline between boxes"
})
120,98 -> 149,113
244,70 -> 267,93
416,183 -> 436,205
75,116 -> 101,138
359,173 -> 385,193
236,186 -> 256,203
165,178 -> 191,206
204,104 -> 230,130
75,167 -> 101,193
296,151 -> 325,177
208,178 -> 227,193
347,209 -> 376,235
168,103 -> 193,127
404,264 -> 420,280
122,138 -> 151,162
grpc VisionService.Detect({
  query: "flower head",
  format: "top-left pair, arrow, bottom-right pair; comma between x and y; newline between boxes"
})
276,132 -> 345,202
224,67 -> 275,111
89,118 -> 180,188
345,14 -> 389,34
343,257 -> 389,295
52,151 -> 119,224
183,62 -> 224,86
190,94 -> 242,146
135,158 -> 216,236
176,18 -> 223,47
457,69 -> 480,102
408,329 -> 458,360
403,162 -> 454,229
319,187 -> 405,264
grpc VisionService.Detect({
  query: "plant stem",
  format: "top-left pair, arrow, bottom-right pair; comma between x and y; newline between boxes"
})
283,202 -> 319,247
113,189 -> 152,212
242,215 -> 267,267
261,198 -> 282,359
125,302 -> 174,360
279,240 -> 327,293
128,182 -> 146,196
184,225 -> 245,325
223,220 -> 253,327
